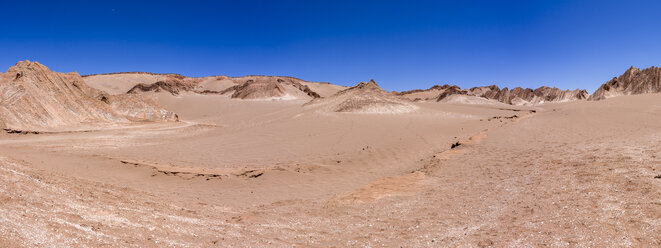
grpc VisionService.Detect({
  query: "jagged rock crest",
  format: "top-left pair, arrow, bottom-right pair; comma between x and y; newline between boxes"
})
590,66 -> 661,100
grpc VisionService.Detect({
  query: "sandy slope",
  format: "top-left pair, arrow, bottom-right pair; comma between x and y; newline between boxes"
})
305,80 -> 418,113
2,94 -> 519,206
0,92 -> 659,246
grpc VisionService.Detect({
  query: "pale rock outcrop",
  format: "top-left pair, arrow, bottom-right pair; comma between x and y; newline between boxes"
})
0,61 -> 176,132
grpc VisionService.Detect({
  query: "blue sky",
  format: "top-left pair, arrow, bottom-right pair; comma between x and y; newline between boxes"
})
1,0 -> 660,93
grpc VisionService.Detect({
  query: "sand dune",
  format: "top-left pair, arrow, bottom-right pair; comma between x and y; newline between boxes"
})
305,79 -> 418,113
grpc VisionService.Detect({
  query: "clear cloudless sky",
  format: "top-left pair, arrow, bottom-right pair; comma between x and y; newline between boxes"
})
2,0 -> 661,93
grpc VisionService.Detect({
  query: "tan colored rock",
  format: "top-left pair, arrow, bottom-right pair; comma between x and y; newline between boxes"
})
435,84 -> 588,105
590,66 -> 661,100
0,61 -> 176,132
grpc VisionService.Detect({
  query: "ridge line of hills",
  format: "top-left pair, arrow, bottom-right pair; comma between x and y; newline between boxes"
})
81,65 -> 661,105
83,72 -> 337,87
3,60 -> 661,131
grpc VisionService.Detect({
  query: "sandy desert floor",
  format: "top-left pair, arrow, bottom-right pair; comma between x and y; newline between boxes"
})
1,93 -> 660,247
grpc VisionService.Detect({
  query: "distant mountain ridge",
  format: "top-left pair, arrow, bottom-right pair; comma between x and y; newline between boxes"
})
84,65 -> 661,105
398,84 -> 589,105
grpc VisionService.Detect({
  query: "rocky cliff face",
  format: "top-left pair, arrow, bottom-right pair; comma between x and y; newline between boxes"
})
0,61 -> 176,132
590,66 -> 661,100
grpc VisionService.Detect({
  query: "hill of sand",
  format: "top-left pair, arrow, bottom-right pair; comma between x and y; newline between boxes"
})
0,61 -> 176,132
305,79 -> 418,113
84,73 -> 346,100
590,66 -> 661,100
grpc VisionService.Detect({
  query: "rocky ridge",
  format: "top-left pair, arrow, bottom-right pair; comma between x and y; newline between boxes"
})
0,61 -> 176,132
590,66 -> 661,100
399,84 -> 589,105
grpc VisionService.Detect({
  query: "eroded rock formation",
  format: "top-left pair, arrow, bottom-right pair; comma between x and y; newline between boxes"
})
398,83 -> 587,105
0,61 -> 176,132
590,66 -> 661,100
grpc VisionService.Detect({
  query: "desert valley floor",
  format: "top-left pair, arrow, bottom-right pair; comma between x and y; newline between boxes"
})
1,90 -> 661,247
